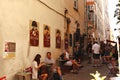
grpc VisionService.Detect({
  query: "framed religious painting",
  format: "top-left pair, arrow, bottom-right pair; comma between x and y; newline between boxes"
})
56,29 -> 61,48
69,34 -> 72,46
3,42 -> 16,59
43,25 -> 50,47
29,20 -> 39,46
64,33 -> 68,49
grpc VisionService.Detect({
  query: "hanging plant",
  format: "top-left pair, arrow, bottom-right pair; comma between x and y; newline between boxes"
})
114,0 -> 120,24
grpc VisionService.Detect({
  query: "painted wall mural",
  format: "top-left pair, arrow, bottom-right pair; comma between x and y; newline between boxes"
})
56,29 -> 61,48
30,20 -> 39,46
43,25 -> 50,47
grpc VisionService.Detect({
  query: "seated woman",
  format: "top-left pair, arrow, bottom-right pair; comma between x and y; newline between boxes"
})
62,50 -> 83,73
32,54 -> 48,80
44,52 -> 63,80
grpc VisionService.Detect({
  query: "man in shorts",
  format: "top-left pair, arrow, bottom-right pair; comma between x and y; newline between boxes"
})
92,41 -> 100,67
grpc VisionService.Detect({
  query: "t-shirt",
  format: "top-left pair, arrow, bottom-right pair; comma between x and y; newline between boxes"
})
44,57 -> 55,65
92,43 -> 100,54
32,61 -> 38,79
65,52 -> 70,60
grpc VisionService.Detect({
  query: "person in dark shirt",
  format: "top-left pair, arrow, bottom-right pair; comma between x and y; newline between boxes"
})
86,41 -> 92,64
111,48 -> 118,67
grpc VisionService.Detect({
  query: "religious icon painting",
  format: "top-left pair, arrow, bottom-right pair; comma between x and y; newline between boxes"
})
64,33 -> 69,49
56,29 -> 61,48
3,42 -> 16,59
43,25 -> 50,47
29,20 -> 39,46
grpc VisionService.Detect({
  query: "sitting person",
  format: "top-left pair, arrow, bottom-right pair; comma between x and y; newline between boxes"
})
44,52 -> 63,80
32,54 -> 48,80
105,47 -> 118,74
111,48 -> 118,67
61,49 -> 83,73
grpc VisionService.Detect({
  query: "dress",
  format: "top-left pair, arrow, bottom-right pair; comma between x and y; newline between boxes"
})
32,61 -> 38,79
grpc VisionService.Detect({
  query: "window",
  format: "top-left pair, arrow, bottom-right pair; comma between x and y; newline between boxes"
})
74,0 -> 78,11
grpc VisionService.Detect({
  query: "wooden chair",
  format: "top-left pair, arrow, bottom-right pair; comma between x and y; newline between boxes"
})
24,66 -> 32,79
106,61 -> 118,79
24,66 -> 32,73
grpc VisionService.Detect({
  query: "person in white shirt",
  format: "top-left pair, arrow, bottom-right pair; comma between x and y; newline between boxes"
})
32,54 -> 48,80
63,50 -> 83,73
92,41 -> 101,67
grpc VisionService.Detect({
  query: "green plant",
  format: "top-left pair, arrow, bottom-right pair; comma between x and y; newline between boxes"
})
114,0 -> 120,24
90,71 -> 106,80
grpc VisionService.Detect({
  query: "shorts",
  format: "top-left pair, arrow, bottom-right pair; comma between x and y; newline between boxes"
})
64,60 -> 72,66
93,53 -> 100,59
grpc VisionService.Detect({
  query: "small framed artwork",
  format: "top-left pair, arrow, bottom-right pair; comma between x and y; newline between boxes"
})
3,42 -> 16,59
69,34 -> 72,46
56,29 -> 61,48
64,33 -> 69,49
30,20 -> 39,46
73,0 -> 78,11
43,25 -> 50,47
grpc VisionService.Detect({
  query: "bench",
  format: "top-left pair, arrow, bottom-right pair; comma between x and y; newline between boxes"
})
58,58 -> 72,74
16,66 -> 32,80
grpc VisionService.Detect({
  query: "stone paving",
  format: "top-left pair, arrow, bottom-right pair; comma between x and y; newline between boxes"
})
62,60 -> 115,80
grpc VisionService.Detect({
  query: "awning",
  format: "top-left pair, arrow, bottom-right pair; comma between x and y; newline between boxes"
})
86,0 -> 95,5
106,40 -> 116,43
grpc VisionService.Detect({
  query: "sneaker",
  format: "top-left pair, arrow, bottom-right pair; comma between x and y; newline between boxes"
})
93,64 -> 97,67
73,71 -> 78,74
97,64 -> 101,67
60,76 -> 63,80
70,70 -> 74,72
79,65 -> 84,69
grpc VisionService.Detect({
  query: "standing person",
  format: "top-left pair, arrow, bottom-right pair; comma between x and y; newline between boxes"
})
32,54 -> 48,80
92,41 -> 101,67
104,42 -> 113,63
73,46 -> 78,61
100,41 -> 106,64
44,52 -> 63,80
86,41 -> 92,64
30,21 -> 39,46
111,47 -> 118,67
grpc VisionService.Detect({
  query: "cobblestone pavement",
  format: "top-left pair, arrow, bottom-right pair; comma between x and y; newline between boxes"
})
62,60 -> 115,80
